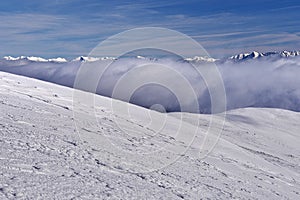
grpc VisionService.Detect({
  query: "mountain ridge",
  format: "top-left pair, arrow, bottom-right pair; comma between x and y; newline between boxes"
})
2,50 -> 300,63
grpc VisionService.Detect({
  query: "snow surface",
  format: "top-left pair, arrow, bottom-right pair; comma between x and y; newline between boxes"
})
0,71 -> 299,199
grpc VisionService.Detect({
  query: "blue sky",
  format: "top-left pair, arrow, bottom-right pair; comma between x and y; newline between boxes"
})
0,0 -> 299,58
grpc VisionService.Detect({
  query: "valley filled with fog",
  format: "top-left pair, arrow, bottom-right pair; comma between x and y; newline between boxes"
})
1,51 -> 299,114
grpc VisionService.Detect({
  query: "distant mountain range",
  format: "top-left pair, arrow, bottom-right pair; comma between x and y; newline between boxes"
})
184,50 -> 300,63
1,56 -> 116,63
228,50 -> 300,61
2,50 -> 299,63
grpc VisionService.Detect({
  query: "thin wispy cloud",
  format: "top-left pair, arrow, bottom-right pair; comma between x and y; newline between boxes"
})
0,0 -> 299,58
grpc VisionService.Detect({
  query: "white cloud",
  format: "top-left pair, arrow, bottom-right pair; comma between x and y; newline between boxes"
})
1,56 -> 300,113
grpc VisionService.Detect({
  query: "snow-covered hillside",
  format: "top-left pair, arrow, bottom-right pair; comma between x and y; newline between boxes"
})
0,71 -> 299,199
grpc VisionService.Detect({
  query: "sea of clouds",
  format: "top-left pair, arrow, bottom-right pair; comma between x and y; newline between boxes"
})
1,56 -> 300,113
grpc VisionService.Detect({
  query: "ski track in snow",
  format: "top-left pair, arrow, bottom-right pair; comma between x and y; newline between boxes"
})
0,71 -> 299,199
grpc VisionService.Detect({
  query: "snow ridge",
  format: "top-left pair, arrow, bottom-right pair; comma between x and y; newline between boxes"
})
2,50 -> 300,64
228,50 -> 300,61
72,56 -> 116,62
3,56 -> 68,63
184,56 -> 218,62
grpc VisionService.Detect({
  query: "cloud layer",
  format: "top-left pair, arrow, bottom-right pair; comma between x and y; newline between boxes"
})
1,57 -> 300,113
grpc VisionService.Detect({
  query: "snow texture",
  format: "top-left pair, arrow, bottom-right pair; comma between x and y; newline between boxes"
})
0,71 -> 299,199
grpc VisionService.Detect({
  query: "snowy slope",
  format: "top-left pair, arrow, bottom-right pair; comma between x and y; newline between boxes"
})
0,71 -> 299,199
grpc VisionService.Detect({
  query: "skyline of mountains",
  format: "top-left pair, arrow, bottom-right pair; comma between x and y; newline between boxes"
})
2,50 -> 300,63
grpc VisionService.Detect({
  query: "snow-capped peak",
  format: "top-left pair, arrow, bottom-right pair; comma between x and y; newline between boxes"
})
184,56 -> 218,62
251,51 -> 262,58
3,56 -> 67,63
2,51 -> 300,64
72,56 -> 100,62
229,51 -> 264,60
280,50 -> 300,57
3,56 -> 48,62
3,56 -> 20,61
72,56 -> 116,62
2,55 -> 117,63
26,56 -> 48,62
229,50 -> 300,61
48,57 -> 68,63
